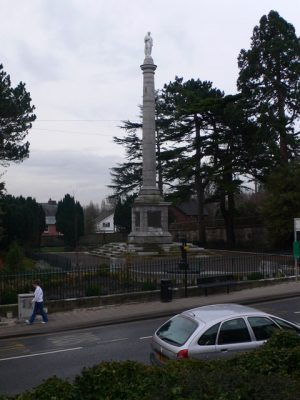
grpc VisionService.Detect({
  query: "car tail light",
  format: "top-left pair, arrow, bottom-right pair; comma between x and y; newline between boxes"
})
177,349 -> 189,359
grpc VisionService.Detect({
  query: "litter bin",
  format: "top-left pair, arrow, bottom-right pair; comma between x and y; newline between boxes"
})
161,279 -> 172,302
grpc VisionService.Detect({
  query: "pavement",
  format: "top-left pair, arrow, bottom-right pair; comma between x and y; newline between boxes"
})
1,280 -> 300,340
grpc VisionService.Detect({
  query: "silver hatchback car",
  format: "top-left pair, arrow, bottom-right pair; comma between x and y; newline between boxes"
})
150,303 -> 300,365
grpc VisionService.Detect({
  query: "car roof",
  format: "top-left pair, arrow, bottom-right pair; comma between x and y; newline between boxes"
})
182,303 -> 265,324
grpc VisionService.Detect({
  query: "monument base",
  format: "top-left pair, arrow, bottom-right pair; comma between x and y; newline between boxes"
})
128,231 -> 172,245
128,195 -> 172,246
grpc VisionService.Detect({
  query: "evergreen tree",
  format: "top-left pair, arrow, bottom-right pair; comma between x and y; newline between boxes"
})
109,92 -> 175,198
56,194 -> 84,249
0,63 -> 36,166
161,77 -> 224,244
109,127 -> 142,197
262,162 -> 300,247
237,10 -> 300,174
113,195 -> 136,233
0,195 -> 45,248
0,180 -> 5,242
0,64 -> 36,239
205,95 -> 257,246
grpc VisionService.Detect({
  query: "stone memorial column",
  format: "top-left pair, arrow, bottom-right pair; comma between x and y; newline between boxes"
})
128,33 -> 172,247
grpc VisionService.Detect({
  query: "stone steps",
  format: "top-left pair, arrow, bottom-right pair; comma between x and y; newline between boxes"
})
89,242 -> 130,258
89,241 -> 205,259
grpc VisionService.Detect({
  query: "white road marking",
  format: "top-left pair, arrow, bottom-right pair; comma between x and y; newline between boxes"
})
294,311 -> 300,314
140,336 -> 152,340
98,338 -> 128,344
0,347 -> 82,362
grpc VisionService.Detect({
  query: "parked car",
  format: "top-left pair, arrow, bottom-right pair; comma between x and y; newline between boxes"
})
150,303 -> 300,365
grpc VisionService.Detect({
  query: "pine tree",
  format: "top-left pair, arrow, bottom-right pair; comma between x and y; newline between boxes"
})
161,77 -> 224,244
0,195 -> 45,248
0,64 -> 36,166
237,10 -> 300,171
56,194 -> 84,249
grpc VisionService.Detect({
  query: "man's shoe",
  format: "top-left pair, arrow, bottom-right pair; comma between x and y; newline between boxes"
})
25,320 -> 32,325
41,321 -> 47,324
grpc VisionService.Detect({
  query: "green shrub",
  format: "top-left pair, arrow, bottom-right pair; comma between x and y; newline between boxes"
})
265,329 -> 300,349
15,376 -> 75,400
85,285 -> 102,296
74,361 -> 150,400
141,281 -> 157,291
21,258 -> 35,270
246,272 -> 264,280
39,247 -> 65,253
229,331 -> 300,375
88,265 -> 110,278
5,243 -> 25,272
11,363 -> 300,400
3,243 -> 35,273
1,289 -> 18,305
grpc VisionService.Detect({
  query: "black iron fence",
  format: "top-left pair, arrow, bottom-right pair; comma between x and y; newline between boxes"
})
0,253 -> 296,304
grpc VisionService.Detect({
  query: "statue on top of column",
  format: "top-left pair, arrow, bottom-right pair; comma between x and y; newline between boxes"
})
144,32 -> 153,57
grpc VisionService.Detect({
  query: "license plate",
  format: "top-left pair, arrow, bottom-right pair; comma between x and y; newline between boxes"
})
156,351 -> 169,363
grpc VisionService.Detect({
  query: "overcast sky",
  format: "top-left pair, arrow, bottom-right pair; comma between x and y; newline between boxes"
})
1,0 -> 300,206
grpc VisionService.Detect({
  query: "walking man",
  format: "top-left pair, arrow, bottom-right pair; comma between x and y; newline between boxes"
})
26,280 -> 48,324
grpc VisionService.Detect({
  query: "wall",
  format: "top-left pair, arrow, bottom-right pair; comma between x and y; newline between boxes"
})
42,224 -> 58,236
206,225 -> 269,248
40,235 -> 64,247
78,232 -> 128,247
170,221 -> 269,247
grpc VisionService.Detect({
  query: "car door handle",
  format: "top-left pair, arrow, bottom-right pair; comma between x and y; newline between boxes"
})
221,348 -> 228,352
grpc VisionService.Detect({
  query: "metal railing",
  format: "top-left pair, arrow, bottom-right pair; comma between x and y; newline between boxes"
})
0,253 -> 295,304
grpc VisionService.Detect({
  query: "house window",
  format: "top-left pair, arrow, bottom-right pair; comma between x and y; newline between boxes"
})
103,222 -> 110,228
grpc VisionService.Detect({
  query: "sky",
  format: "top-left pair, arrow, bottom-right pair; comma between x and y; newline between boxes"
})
1,0 -> 300,206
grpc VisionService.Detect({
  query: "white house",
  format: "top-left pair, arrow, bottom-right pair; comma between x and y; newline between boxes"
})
94,209 -> 115,233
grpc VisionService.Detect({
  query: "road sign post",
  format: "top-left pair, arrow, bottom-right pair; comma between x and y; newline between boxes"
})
293,219 -> 300,282
179,238 -> 189,297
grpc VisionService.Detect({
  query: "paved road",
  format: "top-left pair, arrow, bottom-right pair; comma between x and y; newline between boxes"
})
1,297 -> 300,396
0,317 -> 163,395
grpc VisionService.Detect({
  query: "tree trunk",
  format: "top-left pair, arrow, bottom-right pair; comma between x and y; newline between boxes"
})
277,76 -> 288,163
219,172 -> 236,248
194,115 -> 206,245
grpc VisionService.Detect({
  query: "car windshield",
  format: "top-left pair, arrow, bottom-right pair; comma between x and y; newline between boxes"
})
271,317 -> 300,334
157,315 -> 198,346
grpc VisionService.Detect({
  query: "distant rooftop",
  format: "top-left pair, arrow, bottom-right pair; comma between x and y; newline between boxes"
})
95,209 -> 115,223
40,199 -> 58,217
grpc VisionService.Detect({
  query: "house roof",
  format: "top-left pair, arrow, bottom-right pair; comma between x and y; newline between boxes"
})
40,199 -> 57,217
172,199 -> 208,217
95,209 -> 114,223
175,200 -> 198,216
